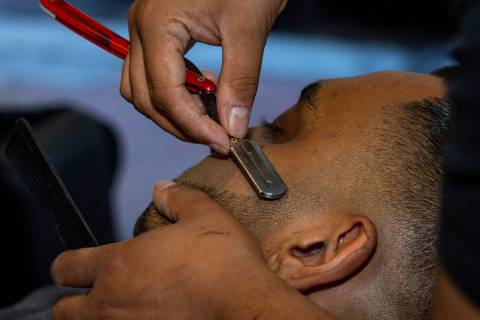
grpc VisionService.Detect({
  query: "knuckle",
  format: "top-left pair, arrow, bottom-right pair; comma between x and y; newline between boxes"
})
148,87 -> 168,110
129,92 -> 151,117
103,252 -> 126,276
228,75 -> 259,102
120,84 -> 132,102
50,255 -> 65,285
130,93 -> 144,110
176,114 -> 206,141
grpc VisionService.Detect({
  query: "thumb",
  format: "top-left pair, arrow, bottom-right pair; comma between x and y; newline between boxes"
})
217,29 -> 267,138
152,180 -> 228,224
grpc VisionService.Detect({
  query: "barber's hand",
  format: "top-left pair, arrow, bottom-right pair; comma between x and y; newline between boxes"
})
120,0 -> 288,154
51,181 -> 280,319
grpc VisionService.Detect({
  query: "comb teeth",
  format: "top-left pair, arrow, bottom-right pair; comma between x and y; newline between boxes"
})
5,119 -> 98,250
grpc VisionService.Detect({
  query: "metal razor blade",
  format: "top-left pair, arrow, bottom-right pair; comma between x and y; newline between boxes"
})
229,138 -> 287,200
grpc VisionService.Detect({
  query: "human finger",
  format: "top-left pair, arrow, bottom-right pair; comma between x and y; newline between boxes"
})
216,26 -> 267,138
51,295 -> 94,320
51,245 -> 114,288
128,27 -> 187,139
139,22 -> 230,153
152,180 -> 227,223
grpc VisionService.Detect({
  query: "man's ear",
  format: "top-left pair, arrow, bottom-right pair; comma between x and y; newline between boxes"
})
268,213 -> 376,291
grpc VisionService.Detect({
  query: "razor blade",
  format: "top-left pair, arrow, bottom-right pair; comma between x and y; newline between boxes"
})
229,138 -> 287,200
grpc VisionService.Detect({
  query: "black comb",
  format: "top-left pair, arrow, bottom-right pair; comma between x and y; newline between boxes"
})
4,118 -> 98,250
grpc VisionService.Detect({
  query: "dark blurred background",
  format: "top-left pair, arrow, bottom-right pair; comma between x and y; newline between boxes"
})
0,0 -> 455,308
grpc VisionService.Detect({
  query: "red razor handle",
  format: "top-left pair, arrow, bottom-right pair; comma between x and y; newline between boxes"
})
39,0 -> 217,94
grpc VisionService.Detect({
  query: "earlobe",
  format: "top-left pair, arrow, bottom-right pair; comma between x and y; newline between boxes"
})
274,215 -> 376,291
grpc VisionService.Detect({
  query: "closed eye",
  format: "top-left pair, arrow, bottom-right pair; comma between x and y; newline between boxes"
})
244,117 -> 285,144
300,80 -> 325,111
261,117 -> 284,134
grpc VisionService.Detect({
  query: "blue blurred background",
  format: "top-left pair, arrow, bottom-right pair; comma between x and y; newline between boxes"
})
1,0 -> 456,277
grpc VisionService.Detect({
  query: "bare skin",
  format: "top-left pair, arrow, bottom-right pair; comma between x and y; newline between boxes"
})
120,0 -> 287,154
51,182 -> 332,320
142,70 -> 446,317
52,71 -> 479,319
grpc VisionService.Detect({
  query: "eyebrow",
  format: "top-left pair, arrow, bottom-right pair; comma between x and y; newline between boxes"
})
248,80 -> 326,142
300,80 -> 324,111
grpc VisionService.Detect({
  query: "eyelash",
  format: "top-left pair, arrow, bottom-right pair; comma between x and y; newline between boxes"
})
260,117 -> 285,142
260,117 -> 283,133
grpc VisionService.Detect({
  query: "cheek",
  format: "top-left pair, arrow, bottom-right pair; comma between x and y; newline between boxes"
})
263,140 -> 322,186
181,156 -> 254,196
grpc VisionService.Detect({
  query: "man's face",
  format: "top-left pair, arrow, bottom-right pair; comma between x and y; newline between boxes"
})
173,69 -> 445,234
138,70 -> 447,319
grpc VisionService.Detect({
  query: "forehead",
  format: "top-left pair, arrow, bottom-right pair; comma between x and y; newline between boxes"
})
279,70 -> 445,131
313,70 -> 444,102
266,71 -> 444,155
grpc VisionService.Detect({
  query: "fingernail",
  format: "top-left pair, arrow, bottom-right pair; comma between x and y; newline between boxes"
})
153,180 -> 176,219
228,106 -> 249,138
154,180 -> 176,192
